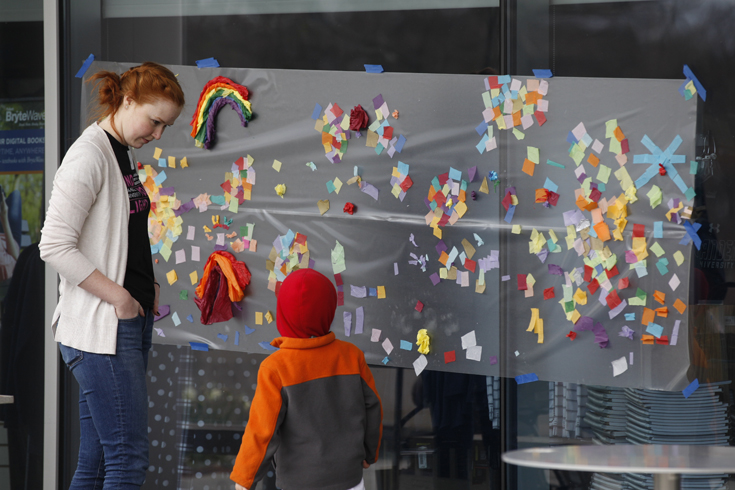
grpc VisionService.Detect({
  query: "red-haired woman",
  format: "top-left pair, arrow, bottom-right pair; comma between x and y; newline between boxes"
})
40,62 -> 185,489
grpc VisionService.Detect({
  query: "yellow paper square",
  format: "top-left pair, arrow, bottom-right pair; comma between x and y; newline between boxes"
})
673,250 -> 685,266
255,312 -> 263,325
377,286 -> 386,299
166,270 -> 178,285
265,311 -> 274,324
573,288 -> 587,305
512,225 -> 522,234
189,270 -> 198,285
570,310 -> 581,324
273,160 -> 282,172
168,156 -> 176,168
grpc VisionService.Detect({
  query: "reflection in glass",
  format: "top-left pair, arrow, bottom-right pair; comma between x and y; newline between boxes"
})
144,345 -> 502,489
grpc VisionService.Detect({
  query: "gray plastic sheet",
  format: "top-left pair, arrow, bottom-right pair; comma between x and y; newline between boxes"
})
80,62 -> 695,389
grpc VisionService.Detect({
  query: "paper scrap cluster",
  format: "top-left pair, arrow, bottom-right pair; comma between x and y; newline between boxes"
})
313,102 -> 353,163
215,156 -> 256,213
425,167 -> 469,239
476,75 -> 549,153
390,161 -> 413,200
364,94 -> 406,158
266,229 -> 311,292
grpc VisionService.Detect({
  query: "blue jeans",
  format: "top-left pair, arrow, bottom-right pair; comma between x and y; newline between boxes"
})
59,311 -> 153,490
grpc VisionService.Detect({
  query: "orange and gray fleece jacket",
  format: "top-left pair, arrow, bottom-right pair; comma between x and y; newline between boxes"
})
230,332 -> 383,490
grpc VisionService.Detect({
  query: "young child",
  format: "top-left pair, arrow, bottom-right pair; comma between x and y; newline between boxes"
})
231,268 -> 383,490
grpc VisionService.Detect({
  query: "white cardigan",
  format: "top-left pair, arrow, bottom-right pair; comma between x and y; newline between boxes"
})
40,123 -> 133,355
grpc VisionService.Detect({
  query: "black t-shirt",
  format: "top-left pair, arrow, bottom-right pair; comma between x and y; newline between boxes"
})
105,130 -> 155,309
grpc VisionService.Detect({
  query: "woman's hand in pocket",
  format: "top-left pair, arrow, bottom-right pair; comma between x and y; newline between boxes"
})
114,291 -> 144,319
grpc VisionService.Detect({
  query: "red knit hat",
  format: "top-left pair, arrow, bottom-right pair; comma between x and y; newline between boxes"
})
276,269 -> 337,338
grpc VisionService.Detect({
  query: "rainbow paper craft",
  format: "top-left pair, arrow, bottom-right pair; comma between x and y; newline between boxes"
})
190,76 -> 253,149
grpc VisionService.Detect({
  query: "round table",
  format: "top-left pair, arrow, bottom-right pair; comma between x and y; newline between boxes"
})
502,444 -> 735,490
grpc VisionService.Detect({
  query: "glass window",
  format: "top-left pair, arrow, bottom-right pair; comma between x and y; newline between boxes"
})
57,2 -> 735,490
0,2 -> 46,489
142,345 -> 501,489
59,3 -> 501,489
508,2 -> 735,488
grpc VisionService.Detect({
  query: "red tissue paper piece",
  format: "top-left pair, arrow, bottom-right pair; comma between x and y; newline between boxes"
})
566,331 -> 577,341
606,290 -> 622,310
343,202 -> 356,215
547,191 -> 559,206
349,105 -> 370,131
618,277 -> 630,289
502,191 -> 513,211
194,251 -> 251,325
517,274 -> 528,291
658,164 -> 667,176
464,258 -> 476,273
444,351 -> 456,363
584,265 -> 593,282
330,103 -> 344,118
534,110 -> 547,126
543,287 -> 555,300
415,301 -> 424,312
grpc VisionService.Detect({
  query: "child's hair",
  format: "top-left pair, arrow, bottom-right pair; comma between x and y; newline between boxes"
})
86,62 -> 185,135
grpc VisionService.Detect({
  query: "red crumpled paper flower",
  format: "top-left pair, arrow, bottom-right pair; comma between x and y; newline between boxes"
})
349,105 -> 369,131
343,202 -> 356,215
194,251 -> 251,324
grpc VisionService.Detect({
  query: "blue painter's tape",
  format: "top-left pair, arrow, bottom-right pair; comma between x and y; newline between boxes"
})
532,69 -> 553,78
75,54 -> 95,78
364,64 -> 384,73
196,57 -> 220,68
682,378 -> 699,398
258,341 -> 279,351
683,65 -> 706,101
515,373 -> 539,384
